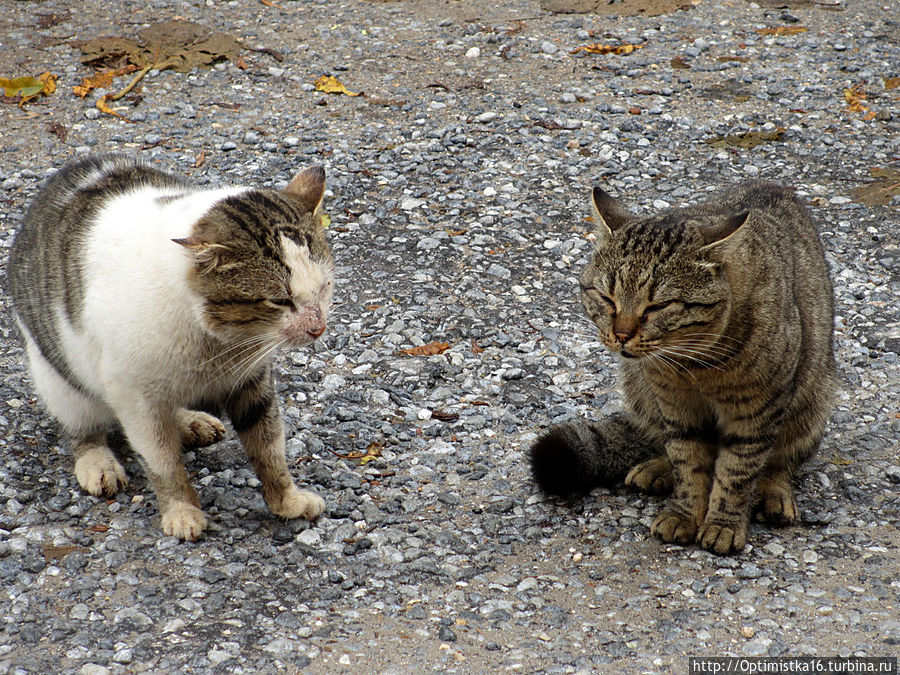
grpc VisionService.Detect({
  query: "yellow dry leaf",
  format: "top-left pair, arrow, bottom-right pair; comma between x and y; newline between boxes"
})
1,72 -> 56,105
96,94 -> 132,121
358,441 -> 383,466
570,43 -> 644,56
320,213 -> 331,229
885,77 -> 900,91
844,84 -> 875,120
314,74 -> 362,96
755,26 -> 809,36
73,66 -> 137,99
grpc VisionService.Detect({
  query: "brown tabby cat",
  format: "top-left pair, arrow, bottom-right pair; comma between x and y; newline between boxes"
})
530,181 -> 836,555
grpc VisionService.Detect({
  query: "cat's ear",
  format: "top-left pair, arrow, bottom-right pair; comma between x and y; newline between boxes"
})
591,186 -> 634,243
172,236 -> 228,274
285,166 -> 326,213
699,211 -> 751,259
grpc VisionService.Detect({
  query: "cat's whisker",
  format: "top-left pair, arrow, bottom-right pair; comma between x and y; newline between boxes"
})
657,345 -> 726,372
667,341 -> 736,360
650,349 -> 697,381
198,334 -> 272,372
228,338 -> 287,394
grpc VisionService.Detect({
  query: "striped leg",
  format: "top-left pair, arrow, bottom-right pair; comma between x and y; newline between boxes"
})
225,367 -> 324,521
651,436 -> 715,545
698,430 -> 775,555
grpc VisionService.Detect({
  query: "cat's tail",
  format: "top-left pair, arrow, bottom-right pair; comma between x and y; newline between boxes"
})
529,413 -> 665,496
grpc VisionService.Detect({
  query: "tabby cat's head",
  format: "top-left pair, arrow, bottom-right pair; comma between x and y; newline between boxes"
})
579,186 -> 749,363
175,166 -> 333,347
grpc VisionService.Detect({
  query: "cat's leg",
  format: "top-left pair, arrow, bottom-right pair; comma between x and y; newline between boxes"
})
225,366 -> 324,521
698,431 -> 779,555
625,455 -> 674,494
175,408 -> 227,448
73,433 -> 128,497
650,436 -> 715,545
106,386 -> 207,540
22,336 -> 127,496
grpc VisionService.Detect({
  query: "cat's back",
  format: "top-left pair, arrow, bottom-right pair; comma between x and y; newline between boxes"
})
8,155 -> 195,372
8,154 -> 190,297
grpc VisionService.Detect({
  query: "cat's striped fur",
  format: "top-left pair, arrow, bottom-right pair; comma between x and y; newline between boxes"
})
8,154 -> 333,540
530,181 -> 836,555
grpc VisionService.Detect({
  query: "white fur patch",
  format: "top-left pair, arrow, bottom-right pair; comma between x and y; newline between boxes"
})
280,234 -> 334,312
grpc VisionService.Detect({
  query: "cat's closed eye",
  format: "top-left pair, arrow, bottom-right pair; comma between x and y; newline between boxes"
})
643,300 -> 676,316
269,298 -> 296,310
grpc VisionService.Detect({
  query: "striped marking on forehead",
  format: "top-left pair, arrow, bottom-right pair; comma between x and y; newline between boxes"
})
279,234 -> 333,298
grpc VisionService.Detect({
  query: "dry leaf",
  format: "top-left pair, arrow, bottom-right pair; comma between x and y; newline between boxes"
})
851,167 -> 900,208
844,84 -> 876,120
314,75 -> 363,96
96,94 -> 131,121
399,341 -> 450,356
755,26 -> 809,36
73,65 -> 137,98
47,121 -> 68,142
358,441 -> 383,465
431,410 -> 460,422
42,545 -> 88,561
885,77 -> 900,91
571,43 -> 644,55
704,128 -> 785,149
1,72 -> 56,106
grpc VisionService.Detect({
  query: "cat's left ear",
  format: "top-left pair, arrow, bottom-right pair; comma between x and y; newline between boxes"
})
699,211 -> 751,259
591,186 -> 634,245
172,236 -> 228,274
285,166 -> 326,214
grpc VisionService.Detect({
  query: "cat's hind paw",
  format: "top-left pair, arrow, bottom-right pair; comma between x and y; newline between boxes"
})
177,409 -> 227,448
74,445 -> 128,497
697,521 -> 747,555
651,509 -> 698,545
268,485 -> 325,521
160,502 -> 208,541
625,456 -> 674,494
754,475 -> 798,525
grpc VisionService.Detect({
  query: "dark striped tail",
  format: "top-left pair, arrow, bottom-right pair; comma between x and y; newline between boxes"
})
529,414 -> 664,496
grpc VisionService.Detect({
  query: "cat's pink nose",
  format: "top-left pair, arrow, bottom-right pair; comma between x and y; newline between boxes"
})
307,322 -> 325,339
614,331 -> 632,344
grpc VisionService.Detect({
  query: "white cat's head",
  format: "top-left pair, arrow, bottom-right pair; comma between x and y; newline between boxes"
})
174,166 -> 334,348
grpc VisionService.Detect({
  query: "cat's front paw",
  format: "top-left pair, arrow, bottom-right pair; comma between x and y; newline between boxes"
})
697,520 -> 747,555
625,456 -> 674,494
268,485 -> 325,521
74,447 -> 128,497
177,409 -> 227,448
160,502 -> 208,541
651,509 -> 698,544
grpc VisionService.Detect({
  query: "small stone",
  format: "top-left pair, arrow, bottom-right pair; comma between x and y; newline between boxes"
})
465,47 -> 481,58
84,108 -> 100,120
541,41 -> 558,55
297,529 -> 321,547
475,112 -> 497,123
885,466 -> 900,484
802,550 -> 819,564
439,625 -> 457,642
741,626 -> 755,639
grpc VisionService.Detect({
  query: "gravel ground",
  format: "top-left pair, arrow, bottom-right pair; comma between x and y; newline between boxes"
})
1,0 -> 899,673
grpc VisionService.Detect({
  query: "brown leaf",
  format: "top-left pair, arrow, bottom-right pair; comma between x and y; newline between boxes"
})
42,545 -> 88,561
399,341 -> 450,356
73,65 -> 137,98
885,77 -> 900,91
431,410 -> 460,422
851,167 -> 900,208
88,524 -> 109,532
571,43 -> 644,55
47,121 -> 68,142
670,56 -> 691,69
755,26 -> 809,36
704,128 -> 785,149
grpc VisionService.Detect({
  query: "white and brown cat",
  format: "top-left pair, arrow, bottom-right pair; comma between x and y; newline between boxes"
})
8,154 -> 333,540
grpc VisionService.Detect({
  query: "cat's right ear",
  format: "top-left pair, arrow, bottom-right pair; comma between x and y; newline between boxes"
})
591,186 -> 633,243
285,166 -> 326,214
